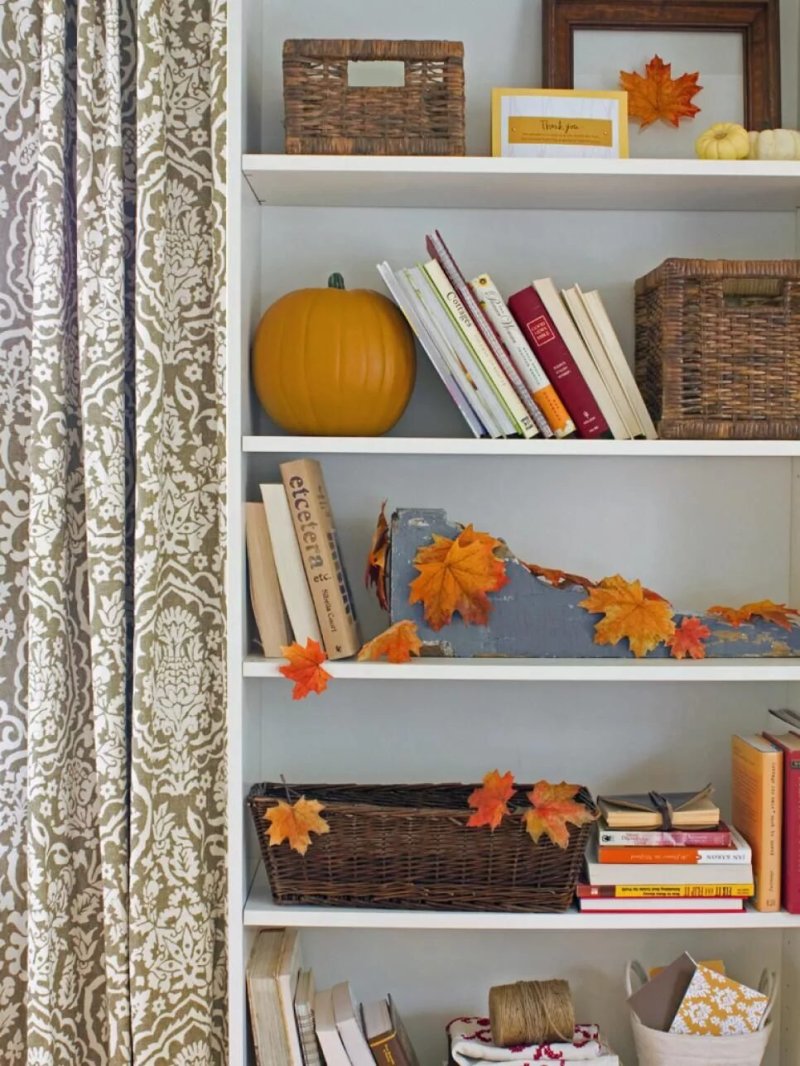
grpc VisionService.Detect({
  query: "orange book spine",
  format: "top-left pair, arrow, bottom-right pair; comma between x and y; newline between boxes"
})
731,735 -> 783,912
598,846 -> 704,864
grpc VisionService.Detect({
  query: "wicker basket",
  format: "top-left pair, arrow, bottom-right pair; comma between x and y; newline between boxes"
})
635,258 -> 800,439
283,39 -> 465,155
248,782 -> 596,911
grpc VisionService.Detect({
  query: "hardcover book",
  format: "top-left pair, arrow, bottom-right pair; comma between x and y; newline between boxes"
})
732,734 -> 783,912
279,459 -> 360,660
586,838 -> 753,886
597,826 -> 751,865
245,502 -> 290,657
260,484 -> 321,648
762,728 -> 800,912
294,969 -> 322,1066
331,982 -> 375,1066
598,786 -> 720,830
577,883 -> 753,899
313,988 -> 351,1066
362,994 -> 421,1066
246,930 -> 303,1066
598,819 -> 733,848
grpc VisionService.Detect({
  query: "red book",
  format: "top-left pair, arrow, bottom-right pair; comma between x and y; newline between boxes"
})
763,729 -> 800,913
507,285 -> 609,439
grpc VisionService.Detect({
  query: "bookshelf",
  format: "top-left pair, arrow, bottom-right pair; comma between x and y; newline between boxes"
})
228,1 -> 800,1063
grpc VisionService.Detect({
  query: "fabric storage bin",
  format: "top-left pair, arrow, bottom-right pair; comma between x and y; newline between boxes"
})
635,258 -> 800,439
248,781 -> 596,911
282,39 -> 465,155
625,960 -> 776,1066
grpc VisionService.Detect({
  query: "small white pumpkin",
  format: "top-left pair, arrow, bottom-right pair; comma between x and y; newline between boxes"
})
750,128 -> 800,160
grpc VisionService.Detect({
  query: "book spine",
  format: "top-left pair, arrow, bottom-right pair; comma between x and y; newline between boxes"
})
245,502 -> 290,656
577,883 -> 754,899
377,262 -> 486,439
423,259 -> 534,437
598,828 -> 733,847
597,845 -> 750,865
732,737 -> 782,912
507,285 -> 609,439
369,1034 -> 409,1066
279,459 -> 360,659
426,231 -> 544,437
471,272 -> 574,437
764,734 -> 800,913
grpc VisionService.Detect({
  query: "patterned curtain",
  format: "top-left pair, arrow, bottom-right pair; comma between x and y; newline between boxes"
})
0,0 -> 227,1062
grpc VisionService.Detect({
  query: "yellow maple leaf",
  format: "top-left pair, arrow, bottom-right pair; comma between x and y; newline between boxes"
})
357,620 -> 422,663
580,574 -> 675,657
265,796 -> 330,855
409,525 -> 509,631
523,781 -> 598,850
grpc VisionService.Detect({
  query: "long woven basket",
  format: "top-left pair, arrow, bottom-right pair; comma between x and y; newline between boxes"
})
249,782 -> 596,912
283,39 -> 465,156
635,259 -> 800,439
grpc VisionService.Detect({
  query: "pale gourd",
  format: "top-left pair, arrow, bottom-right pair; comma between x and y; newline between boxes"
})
695,123 -> 750,160
748,128 -> 800,160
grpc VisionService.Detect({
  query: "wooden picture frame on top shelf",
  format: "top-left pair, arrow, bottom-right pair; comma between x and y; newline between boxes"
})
541,0 -> 781,132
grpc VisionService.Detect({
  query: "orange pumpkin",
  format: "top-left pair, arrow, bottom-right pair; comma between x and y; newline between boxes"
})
251,274 -> 416,436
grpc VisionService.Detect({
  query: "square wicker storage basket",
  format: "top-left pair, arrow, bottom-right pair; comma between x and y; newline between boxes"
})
248,782 -> 596,912
282,39 -> 465,156
635,258 -> 800,439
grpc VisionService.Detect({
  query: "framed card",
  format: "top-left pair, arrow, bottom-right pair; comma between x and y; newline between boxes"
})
492,88 -> 629,159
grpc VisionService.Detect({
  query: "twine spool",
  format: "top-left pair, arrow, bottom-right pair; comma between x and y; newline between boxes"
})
489,979 -> 575,1048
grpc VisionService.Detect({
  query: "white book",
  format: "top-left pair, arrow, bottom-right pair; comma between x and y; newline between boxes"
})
579,896 -> 744,912
579,287 -> 658,440
586,838 -> 753,886
561,285 -> 638,439
294,969 -> 323,1066
260,484 -> 321,646
406,264 -> 509,437
245,502 -> 290,657
246,931 -> 294,1066
276,930 -> 305,1066
425,258 -> 536,438
331,981 -> 375,1066
314,987 -> 352,1066
376,261 -> 486,438
532,277 -> 628,440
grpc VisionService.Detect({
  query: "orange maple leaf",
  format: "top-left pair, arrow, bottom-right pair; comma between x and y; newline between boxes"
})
467,769 -> 517,830
265,796 -> 330,855
357,620 -> 422,663
669,617 -> 711,660
522,781 -> 598,850
580,574 -> 675,657
526,563 -> 595,591
620,55 -> 702,129
709,599 -> 800,631
279,639 -> 331,700
409,525 -> 509,631
365,501 -> 390,611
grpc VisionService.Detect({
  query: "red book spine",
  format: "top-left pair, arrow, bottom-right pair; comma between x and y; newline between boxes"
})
764,733 -> 800,913
507,286 -> 609,439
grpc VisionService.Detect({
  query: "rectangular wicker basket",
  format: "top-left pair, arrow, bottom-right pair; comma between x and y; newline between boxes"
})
248,782 -> 596,912
283,39 -> 465,156
635,258 -> 800,439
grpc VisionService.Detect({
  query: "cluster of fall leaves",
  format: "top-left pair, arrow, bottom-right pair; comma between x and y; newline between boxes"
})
278,511 -> 800,699
265,771 -> 597,856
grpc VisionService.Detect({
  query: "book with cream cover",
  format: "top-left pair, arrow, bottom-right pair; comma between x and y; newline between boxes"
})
732,734 -> 783,912
598,786 -> 720,830
245,502 -> 290,657
260,484 -> 321,648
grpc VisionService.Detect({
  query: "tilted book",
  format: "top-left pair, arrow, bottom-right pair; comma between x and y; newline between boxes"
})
331,982 -> 375,1066
362,995 -> 421,1066
732,734 -> 783,912
762,728 -> 800,912
279,459 -> 360,659
507,284 -> 609,438
313,988 -> 351,1066
245,502 -> 290,657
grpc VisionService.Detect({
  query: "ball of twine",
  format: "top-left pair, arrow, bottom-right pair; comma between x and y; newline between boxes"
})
489,979 -> 575,1048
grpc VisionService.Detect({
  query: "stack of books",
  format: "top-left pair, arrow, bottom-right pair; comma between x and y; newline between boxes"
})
245,458 -> 359,659
578,786 -> 754,914
247,929 -> 421,1066
733,706 -> 800,914
379,230 -> 657,441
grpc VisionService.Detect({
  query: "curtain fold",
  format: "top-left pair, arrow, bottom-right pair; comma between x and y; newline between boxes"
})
0,0 -> 227,1060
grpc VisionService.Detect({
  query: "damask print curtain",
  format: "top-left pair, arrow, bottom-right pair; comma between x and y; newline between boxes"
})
0,0 -> 227,1062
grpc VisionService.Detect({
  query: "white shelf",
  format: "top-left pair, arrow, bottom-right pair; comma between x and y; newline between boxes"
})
244,871 -> 799,932
243,435 -> 800,457
244,655 -> 800,682
242,155 -> 800,212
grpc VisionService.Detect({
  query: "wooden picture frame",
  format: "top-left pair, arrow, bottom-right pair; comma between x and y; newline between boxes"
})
542,0 -> 781,131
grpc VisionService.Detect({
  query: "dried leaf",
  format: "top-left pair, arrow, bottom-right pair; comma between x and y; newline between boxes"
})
526,563 -> 595,591
669,617 -> 711,660
279,638 -> 331,700
620,55 -> 702,129
365,501 -> 390,611
467,770 -> 517,830
265,796 -> 330,855
357,620 -> 422,663
409,525 -> 509,631
709,599 -> 800,631
523,781 -> 598,850
580,574 -> 675,658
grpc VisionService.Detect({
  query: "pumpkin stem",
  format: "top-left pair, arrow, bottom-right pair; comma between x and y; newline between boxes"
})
328,273 -> 346,290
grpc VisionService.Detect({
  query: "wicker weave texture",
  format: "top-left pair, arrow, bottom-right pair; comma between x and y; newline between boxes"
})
283,39 -> 465,155
249,782 -> 596,912
635,258 -> 800,439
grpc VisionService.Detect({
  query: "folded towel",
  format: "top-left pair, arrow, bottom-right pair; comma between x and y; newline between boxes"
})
446,1018 -> 620,1065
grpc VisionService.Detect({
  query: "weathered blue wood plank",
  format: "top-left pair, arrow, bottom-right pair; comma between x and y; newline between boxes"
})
389,508 -> 800,659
